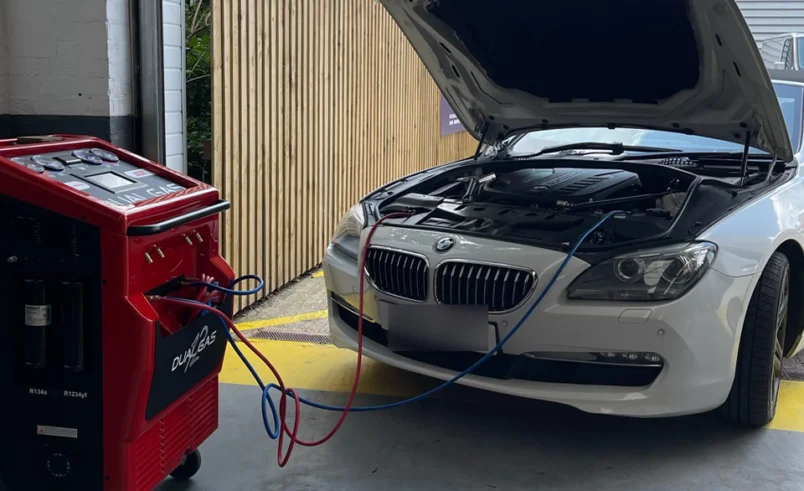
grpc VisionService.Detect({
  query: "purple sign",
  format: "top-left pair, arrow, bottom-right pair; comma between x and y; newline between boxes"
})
440,94 -> 465,136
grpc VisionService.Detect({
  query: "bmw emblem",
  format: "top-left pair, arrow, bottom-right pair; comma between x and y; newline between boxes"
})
433,237 -> 456,254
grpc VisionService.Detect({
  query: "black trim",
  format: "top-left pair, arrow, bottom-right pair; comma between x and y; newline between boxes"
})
334,303 -> 660,387
0,115 -> 136,151
127,200 -> 230,236
108,116 -> 137,151
145,314 -> 228,421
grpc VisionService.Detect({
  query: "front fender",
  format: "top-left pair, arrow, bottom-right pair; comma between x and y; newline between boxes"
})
699,176 -> 804,278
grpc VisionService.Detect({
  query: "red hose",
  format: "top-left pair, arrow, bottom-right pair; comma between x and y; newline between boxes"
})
152,211 -> 411,467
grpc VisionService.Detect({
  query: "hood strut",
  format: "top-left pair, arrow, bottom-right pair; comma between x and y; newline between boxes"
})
739,132 -> 752,187
473,122 -> 492,161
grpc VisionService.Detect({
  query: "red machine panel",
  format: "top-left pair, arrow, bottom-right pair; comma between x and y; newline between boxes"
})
0,135 -> 234,491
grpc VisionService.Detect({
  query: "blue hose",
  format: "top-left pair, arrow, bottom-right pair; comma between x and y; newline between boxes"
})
187,210 -> 623,428
180,275 -> 283,438
220,327 -> 282,439
266,210 -> 624,412
186,274 -> 264,296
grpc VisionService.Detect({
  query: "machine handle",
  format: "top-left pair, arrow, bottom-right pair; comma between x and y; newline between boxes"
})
127,200 -> 231,236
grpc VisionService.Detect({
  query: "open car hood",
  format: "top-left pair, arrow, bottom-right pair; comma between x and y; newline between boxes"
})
380,0 -> 794,161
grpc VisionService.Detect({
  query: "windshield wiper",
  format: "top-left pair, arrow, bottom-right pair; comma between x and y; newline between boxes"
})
502,142 -> 682,160
622,150 -> 777,160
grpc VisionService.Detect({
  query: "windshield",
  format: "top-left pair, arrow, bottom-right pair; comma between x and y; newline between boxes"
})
508,82 -> 803,156
776,82 -> 804,152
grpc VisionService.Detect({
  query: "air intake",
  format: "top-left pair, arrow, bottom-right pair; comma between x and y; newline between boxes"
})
365,248 -> 429,302
435,261 -> 536,313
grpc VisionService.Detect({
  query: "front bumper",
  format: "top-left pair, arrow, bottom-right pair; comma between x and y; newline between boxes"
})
323,228 -> 758,418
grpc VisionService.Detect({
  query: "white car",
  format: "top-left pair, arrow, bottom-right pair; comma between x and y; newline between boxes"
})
323,0 -> 804,425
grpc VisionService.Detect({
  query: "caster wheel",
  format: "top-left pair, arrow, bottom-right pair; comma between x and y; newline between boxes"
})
170,449 -> 202,481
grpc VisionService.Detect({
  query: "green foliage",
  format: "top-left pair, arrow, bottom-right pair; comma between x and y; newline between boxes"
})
186,0 -> 212,183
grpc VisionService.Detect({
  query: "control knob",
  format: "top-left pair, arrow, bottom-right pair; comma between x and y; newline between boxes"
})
90,148 -> 119,162
32,155 -> 65,171
72,149 -> 104,165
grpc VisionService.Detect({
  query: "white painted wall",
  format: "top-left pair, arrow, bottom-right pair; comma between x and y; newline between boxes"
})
5,0 -> 109,116
107,0 -> 134,118
163,0 -> 187,173
0,0 -> 133,118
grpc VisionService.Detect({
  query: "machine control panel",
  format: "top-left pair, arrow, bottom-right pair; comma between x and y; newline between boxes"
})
9,147 -> 186,209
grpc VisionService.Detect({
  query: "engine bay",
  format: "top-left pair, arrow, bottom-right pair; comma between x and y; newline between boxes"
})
372,155 -> 792,254
477,167 -> 642,207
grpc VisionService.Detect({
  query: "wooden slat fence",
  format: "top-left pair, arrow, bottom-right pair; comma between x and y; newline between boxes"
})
212,0 -> 477,310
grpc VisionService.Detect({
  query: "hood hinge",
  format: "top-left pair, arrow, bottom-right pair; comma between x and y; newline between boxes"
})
473,121 -> 507,161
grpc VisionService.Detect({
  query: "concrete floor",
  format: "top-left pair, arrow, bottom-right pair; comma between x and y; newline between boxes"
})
158,384 -> 804,491
152,272 -> 804,491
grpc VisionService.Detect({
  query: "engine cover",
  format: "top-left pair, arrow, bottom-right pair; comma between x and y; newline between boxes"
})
481,168 -> 641,205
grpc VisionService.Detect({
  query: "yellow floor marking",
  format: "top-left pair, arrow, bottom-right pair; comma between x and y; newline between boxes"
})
221,339 -> 435,397
221,340 -> 804,433
767,380 -> 804,432
312,270 -> 324,278
236,309 -> 329,332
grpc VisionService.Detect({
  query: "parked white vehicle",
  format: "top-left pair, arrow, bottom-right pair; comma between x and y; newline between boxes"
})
759,33 -> 804,71
323,0 -> 804,425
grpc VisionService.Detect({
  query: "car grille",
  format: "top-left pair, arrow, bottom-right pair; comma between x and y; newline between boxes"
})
365,248 -> 429,301
435,261 -> 536,313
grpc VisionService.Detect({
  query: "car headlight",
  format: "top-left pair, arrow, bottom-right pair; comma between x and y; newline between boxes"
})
566,242 -> 717,301
331,204 -> 365,258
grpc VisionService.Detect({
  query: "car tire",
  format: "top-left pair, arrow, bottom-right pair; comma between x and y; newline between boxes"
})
722,251 -> 790,426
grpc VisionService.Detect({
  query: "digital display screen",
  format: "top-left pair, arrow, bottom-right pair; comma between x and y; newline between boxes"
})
87,172 -> 135,189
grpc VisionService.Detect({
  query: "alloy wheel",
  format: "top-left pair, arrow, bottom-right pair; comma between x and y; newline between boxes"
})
771,265 -> 790,414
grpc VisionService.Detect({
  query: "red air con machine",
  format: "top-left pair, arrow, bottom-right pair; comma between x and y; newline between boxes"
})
0,135 -> 235,491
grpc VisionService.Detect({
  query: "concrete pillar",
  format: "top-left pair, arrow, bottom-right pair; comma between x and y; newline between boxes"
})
0,5 -> 9,129
0,0 -> 135,149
